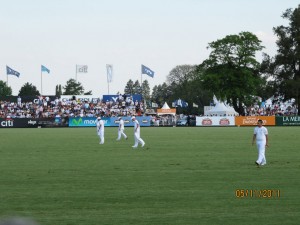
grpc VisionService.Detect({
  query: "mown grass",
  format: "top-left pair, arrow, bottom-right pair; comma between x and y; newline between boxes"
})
0,126 -> 299,225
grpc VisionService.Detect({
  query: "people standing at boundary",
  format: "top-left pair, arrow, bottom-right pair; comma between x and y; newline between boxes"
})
131,116 -> 145,148
116,117 -> 128,141
96,116 -> 104,144
252,119 -> 269,166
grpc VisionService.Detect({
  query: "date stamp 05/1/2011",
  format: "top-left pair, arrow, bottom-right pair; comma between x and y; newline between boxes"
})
235,189 -> 281,198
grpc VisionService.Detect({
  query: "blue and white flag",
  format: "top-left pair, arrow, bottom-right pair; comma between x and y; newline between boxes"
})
6,66 -> 20,77
106,64 -> 113,83
141,64 -> 154,78
173,99 -> 188,108
41,65 -> 50,73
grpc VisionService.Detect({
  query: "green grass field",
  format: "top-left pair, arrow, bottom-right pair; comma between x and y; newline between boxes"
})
0,126 -> 299,225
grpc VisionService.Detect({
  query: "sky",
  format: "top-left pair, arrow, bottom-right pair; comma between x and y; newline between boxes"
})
0,0 -> 299,96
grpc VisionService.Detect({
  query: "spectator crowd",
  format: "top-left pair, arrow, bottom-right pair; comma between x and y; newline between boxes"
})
245,97 -> 298,116
0,95 -> 144,119
0,95 -> 298,119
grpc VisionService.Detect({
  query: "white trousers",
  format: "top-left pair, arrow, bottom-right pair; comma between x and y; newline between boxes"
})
256,141 -> 266,165
98,131 -> 104,144
133,132 -> 145,147
117,128 -> 127,140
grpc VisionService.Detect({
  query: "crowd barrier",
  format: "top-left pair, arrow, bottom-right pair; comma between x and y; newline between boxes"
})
196,116 -> 299,126
234,116 -> 275,126
0,116 -> 299,128
0,118 -> 67,128
68,116 -> 151,127
196,117 -> 235,126
276,116 -> 300,126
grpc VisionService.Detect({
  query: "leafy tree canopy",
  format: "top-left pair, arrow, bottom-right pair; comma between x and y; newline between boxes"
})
63,79 -> 85,95
200,31 -> 265,115
18,82 -> 40,96
261,5 -> 300,114
124,79 -> 134,95
0,80 -> 12,96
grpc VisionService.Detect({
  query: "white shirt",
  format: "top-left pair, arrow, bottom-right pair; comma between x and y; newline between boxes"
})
119,119 -> 124,130
97,120 -> 104,132
254,126 -> 268,142
133,120 -> 140,133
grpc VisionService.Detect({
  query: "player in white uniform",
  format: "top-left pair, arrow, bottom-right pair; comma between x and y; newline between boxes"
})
131,116 -> 145,148
116,117 -> 128,141
252,119 -> 269,166
96,117 -> 105,144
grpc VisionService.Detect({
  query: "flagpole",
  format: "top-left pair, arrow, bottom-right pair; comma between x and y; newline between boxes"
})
107,75 -> 110,94
141,68 -> 144,115
141,65 -> 143,94
75,65 -> 77,81
41,67 -> 43,95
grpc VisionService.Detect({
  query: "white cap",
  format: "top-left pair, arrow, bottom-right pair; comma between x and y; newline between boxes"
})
131,116 -> 136,120
118,117 -> 122,119
97,117 -> 101,120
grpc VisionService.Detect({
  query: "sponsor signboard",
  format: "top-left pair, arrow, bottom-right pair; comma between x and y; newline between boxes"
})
235,116 -> 275,126
110,116 -> 151,127
276,116 -> 300,126
0,118 -> 15,128
0,96 -> 57,103
69,117 -> 110,127
60,95 -> 101,104
157,108 -> 176,115
102,94 -> 142,103
0,118 -> 60,128
69,116 -> 151,127
196,116 -> 235,126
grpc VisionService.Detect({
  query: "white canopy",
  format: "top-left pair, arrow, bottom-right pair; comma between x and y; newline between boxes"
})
206,102 -> 238,116
157,102 -> 176,115
161,102 -> 170,109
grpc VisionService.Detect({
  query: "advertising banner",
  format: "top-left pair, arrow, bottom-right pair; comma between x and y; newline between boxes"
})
102,94 -> 142,103
110,116 -> 151,127
235,116 -> 275,126
157,108 -> 176,115
276,116 -> 300,126
0,118 -> 62,128
69,117 -> 110,127
69,116 -> 151,127
0,96 -> 57,103
60,95 -> 101,104
196,116 -> 235,126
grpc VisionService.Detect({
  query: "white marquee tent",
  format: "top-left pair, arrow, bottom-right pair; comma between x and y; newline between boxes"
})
161,102 -> 170,109
157,102 -> 176,116
205,102 -> 239,116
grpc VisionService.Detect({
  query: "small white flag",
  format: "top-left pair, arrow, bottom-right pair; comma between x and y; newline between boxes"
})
106,64 -> 113,83
193,103 -> 199,108
152,102 -> 158,108
76,65 -> 88,73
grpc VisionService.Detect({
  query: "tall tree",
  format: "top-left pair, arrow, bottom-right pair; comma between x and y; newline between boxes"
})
133,80 -> 141,95
124,79 -> 134,95
200,31 -> 264,115
59,85 -> 62,96
84,90 -> 93,95
0,81 -> 12,96
63,79 -> 85,95
18,82 -> 40,96
166,65 -> 212,114
261,5 -> 300,115
55,84 -> 62,97
141,80 -> 151,102
167,65 -> 197,85
151,82 -> 173,107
